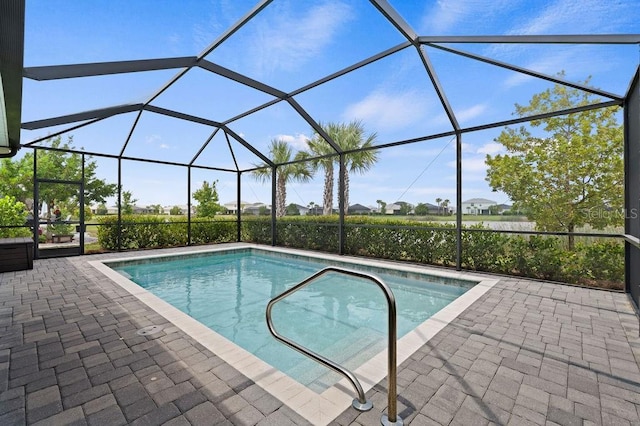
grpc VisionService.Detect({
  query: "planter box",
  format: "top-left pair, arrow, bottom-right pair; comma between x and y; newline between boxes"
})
0,237 -> 34,272
51,235 -> 74,243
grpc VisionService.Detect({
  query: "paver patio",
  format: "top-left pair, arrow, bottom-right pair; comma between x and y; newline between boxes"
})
1,244 -> 640,425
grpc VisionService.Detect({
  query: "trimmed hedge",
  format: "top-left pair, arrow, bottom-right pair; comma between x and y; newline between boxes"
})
97,215 -> 624,289
97,216 -> 236,250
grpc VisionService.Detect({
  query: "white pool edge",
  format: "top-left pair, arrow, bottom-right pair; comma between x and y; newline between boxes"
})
89,243 -> 499,426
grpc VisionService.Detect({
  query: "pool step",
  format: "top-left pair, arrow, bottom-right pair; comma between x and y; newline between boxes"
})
284,326 -> 385,392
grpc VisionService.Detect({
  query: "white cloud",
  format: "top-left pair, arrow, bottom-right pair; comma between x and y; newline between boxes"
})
461,142 -> 475,153
159,144 -> 170,150
447,156 -> 488,172
343,90 -> 429,131
476,142 -> 503,155
145,134 -> 161,144
510,0 -> 630,35
420,0 -> 514,33
455,103 -> 488,124
274,133 -> 311,151
250,1 -> 353,74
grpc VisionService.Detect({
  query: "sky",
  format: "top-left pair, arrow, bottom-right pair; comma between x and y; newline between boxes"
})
18,0 -> 640,210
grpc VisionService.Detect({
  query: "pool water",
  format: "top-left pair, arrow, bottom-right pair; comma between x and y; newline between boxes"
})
111,249 -> 471,391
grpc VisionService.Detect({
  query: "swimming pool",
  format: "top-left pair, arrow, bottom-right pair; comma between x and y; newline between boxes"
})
108,248 -> 471,392
91,244 -> 499,425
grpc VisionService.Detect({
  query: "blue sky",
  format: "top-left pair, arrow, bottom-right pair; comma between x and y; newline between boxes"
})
20,0 -> 640,209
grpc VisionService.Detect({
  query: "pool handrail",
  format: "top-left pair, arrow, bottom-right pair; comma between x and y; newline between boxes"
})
265,266 -> 403,425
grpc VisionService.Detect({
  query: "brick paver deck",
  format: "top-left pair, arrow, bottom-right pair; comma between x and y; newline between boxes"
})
2,244 -> 640,425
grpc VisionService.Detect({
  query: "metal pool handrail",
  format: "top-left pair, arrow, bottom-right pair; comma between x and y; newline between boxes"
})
265,266 -> 403,425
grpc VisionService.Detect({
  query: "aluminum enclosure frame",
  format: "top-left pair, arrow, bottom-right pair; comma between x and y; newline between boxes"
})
10,0 -> 640,293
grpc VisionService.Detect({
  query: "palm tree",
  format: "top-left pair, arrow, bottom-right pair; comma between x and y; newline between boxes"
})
251,139 -> 312,218
307,127 -> 338,215
435,197 -> 442,215
307,120 -> 378,215
340,120 -> 378,215
443,199 -> 450,215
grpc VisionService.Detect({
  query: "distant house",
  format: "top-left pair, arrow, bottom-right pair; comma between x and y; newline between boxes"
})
243,202 -> 270,216
461,198 -> 497,215
384,201 -> 413,215
496,203 -> 512,214
223,201 -> 250,215
424,202 -> 440,215
348,204 -> 371,215
160,205 -> 195,215
132,205 -> 152,214
307,205 -> 324,215
286,204 -> 309,216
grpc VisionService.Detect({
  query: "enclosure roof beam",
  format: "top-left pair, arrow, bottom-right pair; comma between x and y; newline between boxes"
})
23,57 -> 198,80
198,60 -> 286,98
189,128 -> 220,166
289,41 -> 411,97
417,46 -> 459,131
144,105 -> 222,127
425,43 -> 624,101
418,34 -> 640,44
144,0 -> 273,108
341,99 -> 622,153
287,98 -> 342,154
196,0 -> 273,60
222,41 -> 410,126
0,0 -> 25,157
21,103 -> 143,130
23,116 -> 107,147
222,125 -> 274,167
369,0 -> 417,42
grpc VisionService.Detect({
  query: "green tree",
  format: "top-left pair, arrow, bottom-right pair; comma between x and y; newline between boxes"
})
308,121 -> 378,215
414,203 -> 429,216
376,199 -> 386,214
0,136 -> 117,224
397,201 -> 412,215
286,203 -> 300,216
435,197 -> 442,215
251,139 -> 312,218
193,180 -> 222,217
96,203 -> 108,215
486,79 -> 623,249
147,204 -> 163,215
170,206 -> 183,215
0,195 -> 30,238
443,199 -> 450,215
118,190 -> 137,214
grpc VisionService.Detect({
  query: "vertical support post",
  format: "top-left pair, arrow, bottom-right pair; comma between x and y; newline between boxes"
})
625,90 -> 631,295
33,149 -> 39,259
456,132 -> 462,271
187,166 -> 192,246
237,171 -> 242,242
117,158 -> 122,251
80,154 -> 85,254
271,166 -> 277,246
385,283 -> 398,424
624,68 -> 640,303
338,153 -> 345,255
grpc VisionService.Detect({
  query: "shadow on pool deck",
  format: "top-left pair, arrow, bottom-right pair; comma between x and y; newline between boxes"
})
1,243 -> 640,425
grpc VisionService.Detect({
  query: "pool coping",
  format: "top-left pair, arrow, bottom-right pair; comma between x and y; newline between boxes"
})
89,243 -> 499,425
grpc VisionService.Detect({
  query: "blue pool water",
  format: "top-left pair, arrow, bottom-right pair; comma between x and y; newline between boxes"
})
110,249 -> 473,391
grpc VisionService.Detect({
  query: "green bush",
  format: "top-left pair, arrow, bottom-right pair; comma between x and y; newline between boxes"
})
49,222 -> 74,236
98,215 -> 235,250
95,213 -> 623,289
0,195 -> 31,238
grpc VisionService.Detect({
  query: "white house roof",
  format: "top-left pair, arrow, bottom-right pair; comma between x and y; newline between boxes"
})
462,198 -> 497,204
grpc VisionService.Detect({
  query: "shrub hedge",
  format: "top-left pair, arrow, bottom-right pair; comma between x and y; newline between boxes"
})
97,215 -> 624,289
97,216 -> 236,250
